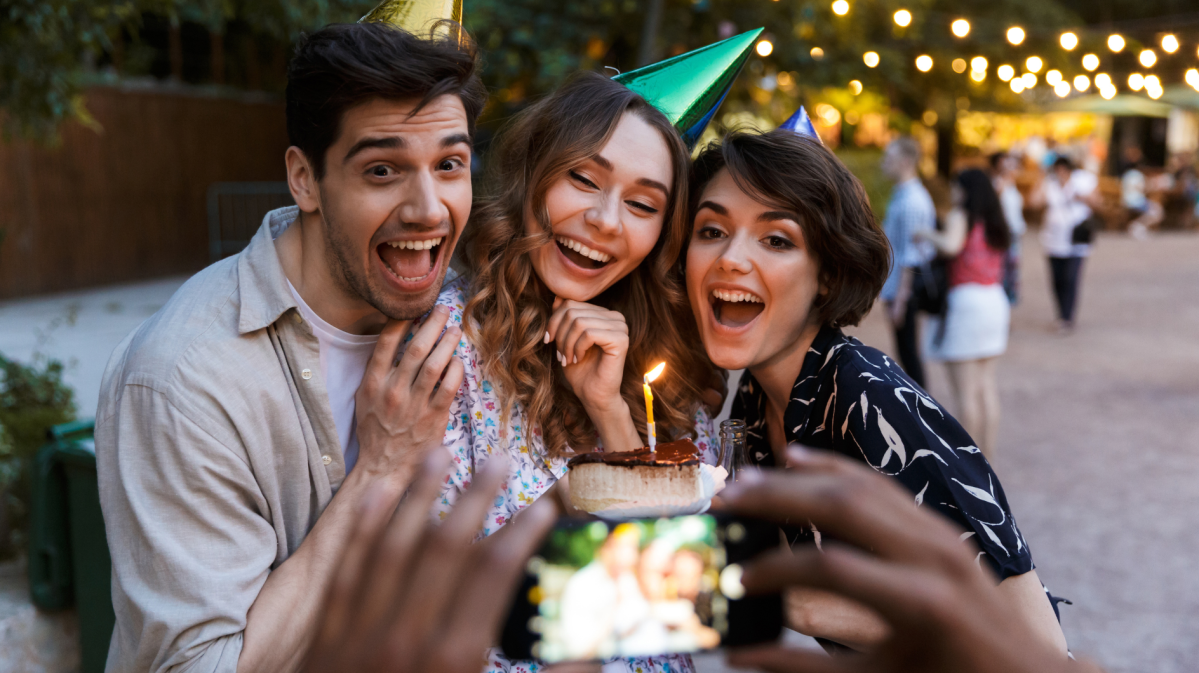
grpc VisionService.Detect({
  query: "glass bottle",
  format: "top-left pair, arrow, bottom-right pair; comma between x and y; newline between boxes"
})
718,419 -> 747,481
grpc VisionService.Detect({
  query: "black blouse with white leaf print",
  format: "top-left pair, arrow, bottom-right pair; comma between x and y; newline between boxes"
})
731,325 -> 1034,581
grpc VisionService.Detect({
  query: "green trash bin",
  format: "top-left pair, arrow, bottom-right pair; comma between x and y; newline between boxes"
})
28,419 -> 114,673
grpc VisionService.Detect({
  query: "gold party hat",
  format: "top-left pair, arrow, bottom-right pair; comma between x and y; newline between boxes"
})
360,0 -> 463,37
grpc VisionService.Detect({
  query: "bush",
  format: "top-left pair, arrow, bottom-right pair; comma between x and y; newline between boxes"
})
0,354 -> 77,558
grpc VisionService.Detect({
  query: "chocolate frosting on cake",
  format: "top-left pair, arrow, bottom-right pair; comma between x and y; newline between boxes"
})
567,438 -> 700,469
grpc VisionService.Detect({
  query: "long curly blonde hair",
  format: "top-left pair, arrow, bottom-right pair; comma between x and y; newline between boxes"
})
462,72 -> 722,459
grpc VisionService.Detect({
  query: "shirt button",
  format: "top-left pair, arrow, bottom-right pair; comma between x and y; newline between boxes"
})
293,312 -> 302,324
301,369 -> 312,380
321,454 -> 332,466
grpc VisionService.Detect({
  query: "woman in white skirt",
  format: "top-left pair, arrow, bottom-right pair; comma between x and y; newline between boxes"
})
916,169 -> 1013,456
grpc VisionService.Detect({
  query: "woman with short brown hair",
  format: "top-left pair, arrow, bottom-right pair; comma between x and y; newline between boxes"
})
685,129 -> 1067,655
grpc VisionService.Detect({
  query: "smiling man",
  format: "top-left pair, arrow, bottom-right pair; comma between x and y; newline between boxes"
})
96,23 -> 485,672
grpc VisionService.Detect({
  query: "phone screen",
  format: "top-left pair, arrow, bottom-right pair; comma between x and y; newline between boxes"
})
501,514 -> 782,663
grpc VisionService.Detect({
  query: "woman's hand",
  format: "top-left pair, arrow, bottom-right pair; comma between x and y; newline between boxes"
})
545,297 -> 642,452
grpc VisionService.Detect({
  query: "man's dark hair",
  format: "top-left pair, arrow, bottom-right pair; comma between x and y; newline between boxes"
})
1053,156 -> 1074,171
286,22 -> 486,180
690,130 -> 892,328
988,151 -> 1007,170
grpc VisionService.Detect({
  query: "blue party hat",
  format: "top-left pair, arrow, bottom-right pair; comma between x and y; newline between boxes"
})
778,106 -> 822,144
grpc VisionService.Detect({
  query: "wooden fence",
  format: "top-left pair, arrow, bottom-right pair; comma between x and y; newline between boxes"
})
0,85 -> 290,299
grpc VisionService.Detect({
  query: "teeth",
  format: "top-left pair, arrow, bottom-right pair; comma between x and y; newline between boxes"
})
387,237 -> 444,250
556,237 -> 612,264
711,289 -> 764,304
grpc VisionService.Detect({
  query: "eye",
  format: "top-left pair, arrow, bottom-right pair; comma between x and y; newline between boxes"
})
569,170 -> 598,189
369,165 -> 394,178
764,235 -> 795,250
696,225 -> 725,241
438,157 -> 465,172
628,201 -> 659,215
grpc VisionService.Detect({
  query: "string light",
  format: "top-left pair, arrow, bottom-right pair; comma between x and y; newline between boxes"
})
916,54 -> 933,72
970,69 -> 985,82
863,51 -> 880,67
922,110 -> 938,125
1060,32 -> 1079,50
1145,75 -> 1163,99
849,79 -> 863,94
1054,81 -> 1071,97
1128,73 -> 1144,91
953,58 -> 967,73
1108,34 -> 1125,52
1007,26 -> 1025,45
1074,74 -> 1090,91
1095,73 -> 1112,88
756,39 -> 774,57
951,19 -> 970,38
1139,49 -> 1156,68
810,47 -> 825,60
1026,56 -> 1043,73
1082,54 -> 1100,71
1046,69 -> 1063,86
1100,84 -> 1116,100
894,9 -> 911,27
1021,73 -> 1037,88
971,56 -> 987,72
832,0 -> 850,16
1010,78 -> 1026,93
997,64 -> 1015,81
1162,35 -> 1179,53
1187,69 -> 1199,89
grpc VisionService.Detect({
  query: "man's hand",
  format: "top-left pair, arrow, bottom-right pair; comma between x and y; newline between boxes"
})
721,448 -> 1102,673
354,305 -> 465,489
304,452 -> 555,673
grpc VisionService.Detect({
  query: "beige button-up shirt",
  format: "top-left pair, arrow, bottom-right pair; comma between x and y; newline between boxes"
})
97,207 -> 347,672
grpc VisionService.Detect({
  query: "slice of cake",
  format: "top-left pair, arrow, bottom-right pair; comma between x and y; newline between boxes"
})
567,439 -> 709,513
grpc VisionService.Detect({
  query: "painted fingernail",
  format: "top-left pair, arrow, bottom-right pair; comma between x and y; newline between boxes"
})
557,351 -> 564,366
573,355 -> 578,364
544,331 -> 552,344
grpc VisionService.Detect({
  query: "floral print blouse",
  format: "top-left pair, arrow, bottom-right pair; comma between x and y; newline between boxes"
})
432,275 -> 717,673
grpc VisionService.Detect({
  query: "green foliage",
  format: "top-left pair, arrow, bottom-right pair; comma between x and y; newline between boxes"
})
835,147 -> 890,220
0,353 -> 76,557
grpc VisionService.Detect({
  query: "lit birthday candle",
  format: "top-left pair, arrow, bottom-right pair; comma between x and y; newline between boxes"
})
644,362 -> 665,450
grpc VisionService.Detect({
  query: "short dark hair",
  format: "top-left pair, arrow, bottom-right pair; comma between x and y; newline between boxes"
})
690,130 -> 891,328
988,151 -> 1007,170
1053,156 -> 1074,171
286,22 -> 486,179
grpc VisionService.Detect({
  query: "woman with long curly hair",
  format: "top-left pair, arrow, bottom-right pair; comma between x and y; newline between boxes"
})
427,71 -> 722,673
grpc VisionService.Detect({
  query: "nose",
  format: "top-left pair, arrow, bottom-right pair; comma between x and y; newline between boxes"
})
583,192 -> 621,236
716,233 -> 754,275
397,169 -> 449,228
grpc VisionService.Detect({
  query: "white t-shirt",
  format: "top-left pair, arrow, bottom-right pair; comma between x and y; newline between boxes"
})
1041,170 -> 1098,257
287,281 -> 378,473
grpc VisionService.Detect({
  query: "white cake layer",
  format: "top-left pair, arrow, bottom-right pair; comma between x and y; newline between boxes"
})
569,462 -> 704,513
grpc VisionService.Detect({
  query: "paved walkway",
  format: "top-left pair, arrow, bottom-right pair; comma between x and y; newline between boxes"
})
2,231 -> 1195,672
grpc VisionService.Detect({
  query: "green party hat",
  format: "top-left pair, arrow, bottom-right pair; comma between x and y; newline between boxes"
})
360,0 -> 463,36
614,28 -> 764,148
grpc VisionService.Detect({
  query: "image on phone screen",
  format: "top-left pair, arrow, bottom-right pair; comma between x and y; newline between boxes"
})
501,514 -> 782,663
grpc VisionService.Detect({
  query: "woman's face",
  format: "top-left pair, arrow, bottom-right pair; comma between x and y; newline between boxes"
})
526,112 -> 674,301
686,169 -> 823,371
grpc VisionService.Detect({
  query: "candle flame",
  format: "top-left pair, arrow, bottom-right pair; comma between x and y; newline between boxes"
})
644,362 -> 666,383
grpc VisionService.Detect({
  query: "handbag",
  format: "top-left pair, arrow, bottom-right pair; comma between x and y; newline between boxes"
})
1071,214 -> 1099,245
911,258 -> 948,316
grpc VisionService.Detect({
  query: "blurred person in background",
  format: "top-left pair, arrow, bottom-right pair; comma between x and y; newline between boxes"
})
1041,157 -> 1098,333
879,136 -> 936,388
990,151 -> 1027,304
915,170 -> 1012,457
1119,146 -> 1163,239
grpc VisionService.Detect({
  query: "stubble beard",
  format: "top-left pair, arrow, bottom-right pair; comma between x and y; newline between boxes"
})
320,192 -> 444,322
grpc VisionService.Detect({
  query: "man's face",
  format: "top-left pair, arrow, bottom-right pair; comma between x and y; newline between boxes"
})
313,95 -> 472,320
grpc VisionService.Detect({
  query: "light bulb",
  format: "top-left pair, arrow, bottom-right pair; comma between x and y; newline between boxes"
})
1082,54 -> 1099,71
864,51 -> 880,68
1073,75 -> 1090,91
1022,73 -> 1037,88
1139,49 -> 1156,68
756,40 -> 774,57
951,19 -> 970,38
1007,26 -> 1025,45
1108,34 -> 1125,52
1128,73 -> 1144,91
997,64 -> 1015,81
1010,78 -> 1026,93
916,54 -> 933,72
832,0 -> 850,16
1054,81 -> 1071,97
1046,70 -> 1063,86
1162,35 -> 1179,53
971,56 -> 987,72
1095,73 -> 1112,87
1060,32 -> 1078,50
1100,85 -> 1116,100
1026,56 -> 1043,73
953,58 -> 967,74
970,69 -> 985,82
894,9 -> 911,27
849,79 -> 863,94
810,46 -> 825,60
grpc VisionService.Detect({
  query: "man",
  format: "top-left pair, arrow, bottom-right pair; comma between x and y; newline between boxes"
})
990,151 -> 1027,304
96,22 -> 485,671
879,137 -> 935,388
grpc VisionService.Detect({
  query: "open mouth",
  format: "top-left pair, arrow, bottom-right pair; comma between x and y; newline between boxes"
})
556,236 -> 613,271
710,288 -> 765,328
377,236 -> 445,283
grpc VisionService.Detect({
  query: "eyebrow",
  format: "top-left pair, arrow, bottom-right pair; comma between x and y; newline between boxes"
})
758,210 -> 802,223
696,200 -> 729,216
343,133 -> 472,164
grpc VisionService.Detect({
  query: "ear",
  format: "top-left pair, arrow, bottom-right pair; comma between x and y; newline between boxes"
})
285,146 -> 322,214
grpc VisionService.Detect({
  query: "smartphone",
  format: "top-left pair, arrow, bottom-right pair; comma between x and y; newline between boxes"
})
501,513 -> 784,663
